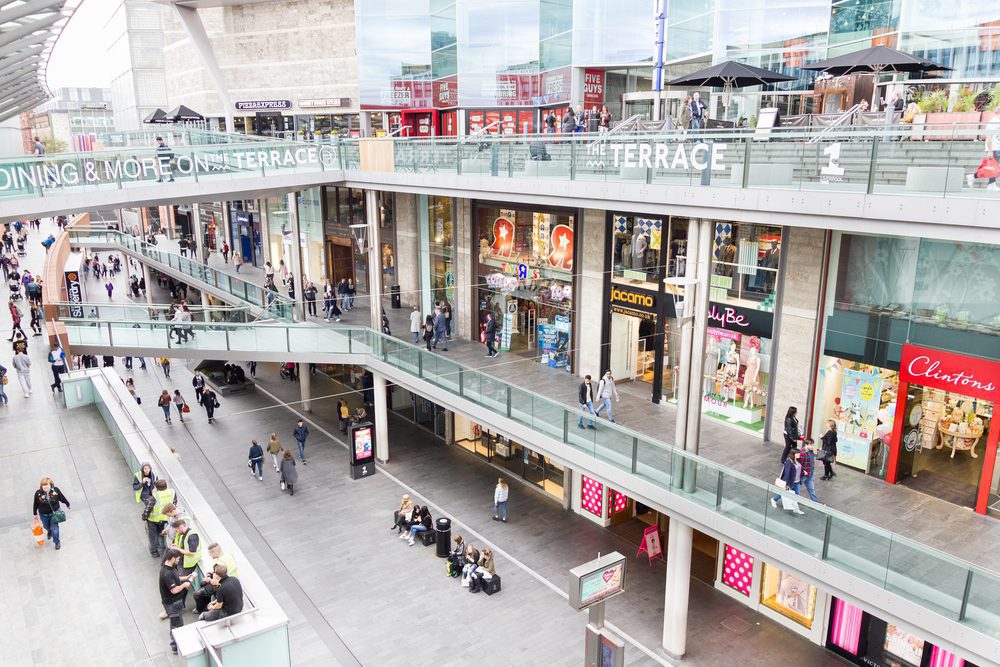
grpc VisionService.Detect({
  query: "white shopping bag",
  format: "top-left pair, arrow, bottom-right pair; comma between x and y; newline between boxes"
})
780,491 -> 800,512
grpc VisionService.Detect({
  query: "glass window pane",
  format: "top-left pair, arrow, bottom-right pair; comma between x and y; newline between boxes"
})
433,44 -> 458,78
540,0 -> 573,39
541,31 -> 573,70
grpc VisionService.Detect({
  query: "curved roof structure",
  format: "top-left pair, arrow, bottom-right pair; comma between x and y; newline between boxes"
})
0,0 -> 79,123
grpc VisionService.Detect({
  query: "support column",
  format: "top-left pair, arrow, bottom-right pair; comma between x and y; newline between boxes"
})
142,262 -> 153,306
561,466 -> 572,511
444,409 -> 455,445
286,192 -> 305,321
684,219 -> 713,457
191,202 -> 206,263
662,519 -> 694,659
365,190 -> 383,330
299,363 -> 312,413
374,372 -> 389,462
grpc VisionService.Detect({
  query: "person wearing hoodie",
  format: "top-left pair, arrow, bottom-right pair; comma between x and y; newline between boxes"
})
248,439 -> 264,481
132,462 -> 156,504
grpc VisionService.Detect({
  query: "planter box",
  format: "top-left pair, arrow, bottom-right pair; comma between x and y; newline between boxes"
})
923,112 -> 982,140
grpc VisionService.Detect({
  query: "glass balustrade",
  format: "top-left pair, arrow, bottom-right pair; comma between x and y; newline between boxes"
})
59,316 -> 1000,637
66,229 -> 296,320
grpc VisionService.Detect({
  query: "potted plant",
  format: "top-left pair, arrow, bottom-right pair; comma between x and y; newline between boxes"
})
923,88 -> 982,139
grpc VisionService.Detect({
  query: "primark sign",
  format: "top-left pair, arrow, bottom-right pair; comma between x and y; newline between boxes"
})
0,145 -> 338,191
586,141 -> 728,172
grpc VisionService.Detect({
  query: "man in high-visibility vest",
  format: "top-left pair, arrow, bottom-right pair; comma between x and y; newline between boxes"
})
171,518 -> 201,608
194,543 -> 239,613
143,479 -> 175,558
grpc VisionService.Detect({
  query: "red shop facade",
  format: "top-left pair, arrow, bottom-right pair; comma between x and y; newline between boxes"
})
886,345 -> 1000,515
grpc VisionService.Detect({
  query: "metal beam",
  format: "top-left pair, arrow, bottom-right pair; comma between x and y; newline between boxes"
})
173,4 -> 233,132
0,79 -> 42,108
0,93 -> 44,122
0,13 -> 63,61
0,56 -> 41,83
0,71 -> 37,93
0,0 -> 63,26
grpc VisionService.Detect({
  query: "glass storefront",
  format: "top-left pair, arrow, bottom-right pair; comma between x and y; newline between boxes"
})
813,231 -> 1000,515
475,202 -> 576,369
454,416 -> 565,500
604,215 -> 781,433
426,195 -> 455,308
323,186 -> 365,289
228,201 -> 262,268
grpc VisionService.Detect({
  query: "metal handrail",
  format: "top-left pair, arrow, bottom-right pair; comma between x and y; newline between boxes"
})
462,120 -> 501,143
807,103 -> 859,143
586,114 -> 643,148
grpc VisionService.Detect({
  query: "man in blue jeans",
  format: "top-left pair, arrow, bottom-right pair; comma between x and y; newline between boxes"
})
293,419 -> 309,464
798,439 -> 819,502
577,375 -> 597,429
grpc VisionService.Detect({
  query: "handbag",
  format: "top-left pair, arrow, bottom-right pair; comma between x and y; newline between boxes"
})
773,477 -> 787,490
280,481 -> 286,491
214,398 -> 221,409
975,156 -> 1000,180
47,495 -> 66,524
1,375 -> 7,385
182,404 -> 191,413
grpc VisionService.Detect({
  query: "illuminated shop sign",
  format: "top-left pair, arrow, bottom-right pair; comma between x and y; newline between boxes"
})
235,99 -> 292,110
610,286 -> 656,318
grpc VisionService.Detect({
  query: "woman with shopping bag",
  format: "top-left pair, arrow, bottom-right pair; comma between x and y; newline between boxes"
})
976,114 -> 1000,190
770,449 -> 804,515
33,477 -> 71,550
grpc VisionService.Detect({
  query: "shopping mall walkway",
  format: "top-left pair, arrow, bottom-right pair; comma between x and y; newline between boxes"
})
116,355 -> 848,666
113,229 -> 1000,567
0,402 -> 173,664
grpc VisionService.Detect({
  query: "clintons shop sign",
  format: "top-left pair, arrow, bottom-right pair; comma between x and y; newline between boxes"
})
900,344 -> 1000,400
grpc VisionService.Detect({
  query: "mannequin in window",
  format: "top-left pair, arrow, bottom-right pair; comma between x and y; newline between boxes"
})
722,345 -> 740,402
718,237 -> 736,277
742,337 -> 762,408
631,230 -> 647,271
704,336 -> 721,395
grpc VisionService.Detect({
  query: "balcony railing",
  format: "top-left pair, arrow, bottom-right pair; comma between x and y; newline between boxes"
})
60,316 -> 1000,646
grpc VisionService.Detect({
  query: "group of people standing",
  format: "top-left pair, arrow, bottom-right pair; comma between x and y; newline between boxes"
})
544,105 -> 613,134
409,301 -> 453,352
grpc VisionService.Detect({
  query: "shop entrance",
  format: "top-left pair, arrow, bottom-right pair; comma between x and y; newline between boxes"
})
888,345 -> 1000,515
327,240 -> 354,285
896,386 -> 991,508
609,312 -> 655,384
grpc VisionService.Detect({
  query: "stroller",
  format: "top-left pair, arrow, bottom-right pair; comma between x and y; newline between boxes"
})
15,236 -> 26,257
279,362 -> 296,381
8,276 -> 22,300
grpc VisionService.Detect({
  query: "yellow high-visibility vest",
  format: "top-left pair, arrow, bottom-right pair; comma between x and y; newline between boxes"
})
173,529 -> 201,570
147,488 -> 174,523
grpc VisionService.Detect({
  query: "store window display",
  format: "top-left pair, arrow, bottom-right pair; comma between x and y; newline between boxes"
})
759,563 -> 817,629
701,330 -> 771,431
476,204 -> 575,368
710,222 -> 782,307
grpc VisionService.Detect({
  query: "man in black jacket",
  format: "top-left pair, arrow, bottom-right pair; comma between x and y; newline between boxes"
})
577,375 -> 597,429
484,312 -> 498,358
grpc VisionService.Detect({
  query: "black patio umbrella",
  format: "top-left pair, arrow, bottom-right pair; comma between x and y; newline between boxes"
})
142,108 -> 168,124
667,61 -> 795,118
666,61 -> 796,89
801,45 -> 950,76
165,104 -> 205,122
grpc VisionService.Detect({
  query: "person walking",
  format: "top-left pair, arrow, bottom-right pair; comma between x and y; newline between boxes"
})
11,346 -> 31,397
29,302 -> 42,336
154,136 -> 175,183
248,439 -> 264,481
432,307 -> 448,351
442,300 -> 452,338
293,419 -> 309,463
323,288 -> 342,322
200,386 -> 219,424
346,278 -> 356,310
221,241 -> 230,263
191,371 -> 206,404
0,362 -> 7,406
483,311 -> 498,358
770,449 -> 804,514
160,356 -> 171,378
689,92 -> 707,130
304,282 -> 318,317
820,419 -> 838,480
172,389 -> 187,424
493,478 -> 509,522
48,342 -> 67,393
781,406 -> 800,463
279,450 -> 298,496
267,433 -> 283,471
159,549 -> 195,654
577,375 -> 597,429
409,305 -> 422,343
8,299 -> 25,341
33,477 -> 71,550
594,370 -> 621,423
799,439 -> 819,502
157,390 -> 172,424
336,278 -> 348,312
105,281 -> 114,299
233,252 -> 243,273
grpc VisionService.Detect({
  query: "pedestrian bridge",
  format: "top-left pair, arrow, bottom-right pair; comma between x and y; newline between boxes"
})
55,306 -> 1000,667
7,124 -> 1000,242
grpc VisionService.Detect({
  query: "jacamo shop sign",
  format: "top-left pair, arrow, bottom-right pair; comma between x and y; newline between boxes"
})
0,146 -> 337,191
611,285 -> 657,319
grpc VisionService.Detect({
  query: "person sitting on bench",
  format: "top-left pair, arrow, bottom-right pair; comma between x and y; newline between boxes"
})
390,494 -> 415,534
460,544 -> 481,586
529,141 -> 551,161
402,506 -> 432,546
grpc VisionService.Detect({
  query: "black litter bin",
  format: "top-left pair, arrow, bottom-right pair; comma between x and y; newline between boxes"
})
390,285 -> 401,309
435,517 -> 451,557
